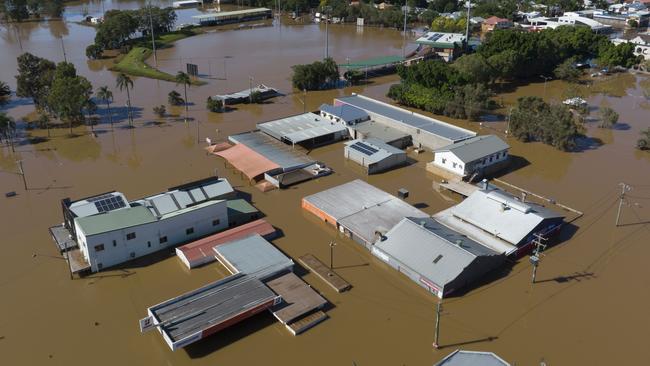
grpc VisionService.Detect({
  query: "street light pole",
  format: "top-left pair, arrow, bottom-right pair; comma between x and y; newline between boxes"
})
148,2 -> 158,67
433,301 -> 442,349
540,75 -> 551,99
249,76 -> 253,103
329,241 -> 336,269
402,0 -> 407,58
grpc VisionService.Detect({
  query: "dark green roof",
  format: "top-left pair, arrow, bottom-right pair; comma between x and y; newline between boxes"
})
339,55 -> 405,70
76,206 -> 156,236
227,199 -> 259,215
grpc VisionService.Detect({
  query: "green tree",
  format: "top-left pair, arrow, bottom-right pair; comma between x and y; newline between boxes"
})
0,113 -> 17,151
430,15 -> 466,33
153,105 -> 166,118
598,42 -> 640,69
637,128 -> 650,150
206,96 -> 224,113
598,107 -> 619,129
452,54 -> 494,85
85,44 -> 103,60
115,73 -> 134,126
94,10 -> 139,49
168,90 -> 184,106
47,63 -> 93,135
4,0 -> 29,22
291,57 -> 339,90
96,86 -> 114,130
0,81 -> 10,105
175,71 -> 191,122
15,52 -> 56,109
554,58 -> 582,82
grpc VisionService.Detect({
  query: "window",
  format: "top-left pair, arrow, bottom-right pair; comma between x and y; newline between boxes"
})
147,241 -> 151,248
453,162 -> 457,168
442,158 -> 446,164
126,232 -> 136,240
112,240 -> 117,247
98,263 -> 103,270
94,244 -> 105,252
186,227 -> 194,235
212,219 -> 220,226
159,236 -> 168,244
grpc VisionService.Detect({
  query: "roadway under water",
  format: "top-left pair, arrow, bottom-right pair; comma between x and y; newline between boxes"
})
1,2 -> 650,365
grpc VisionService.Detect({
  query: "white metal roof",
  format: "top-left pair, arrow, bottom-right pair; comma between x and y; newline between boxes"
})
434,135 -> 509,164
214,234 -> 293,280
257,113 -> 347,144
435,350 -> 510,366
344,138 -> 405,165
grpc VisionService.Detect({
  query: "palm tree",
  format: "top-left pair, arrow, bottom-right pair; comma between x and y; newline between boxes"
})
175,71 -> 191,123
0,113 -> 17,153
96,86 -> 114,130
85,99 -> 97,132
115,73 -> 134,127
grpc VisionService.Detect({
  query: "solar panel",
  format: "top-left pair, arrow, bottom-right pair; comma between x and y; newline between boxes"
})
349,143 -> 375,156
356,142 -> 379,153
87,193 -> 115,203
94,195 -> 127,213
428,33 -> 443,42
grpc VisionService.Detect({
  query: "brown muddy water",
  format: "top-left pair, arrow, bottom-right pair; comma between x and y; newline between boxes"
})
1,5 -> 650,365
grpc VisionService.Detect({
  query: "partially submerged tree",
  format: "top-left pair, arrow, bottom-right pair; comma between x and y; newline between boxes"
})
153,105 -> 166,118
206,97 -> 224,113
0,81 -> 10,106
0,113 -> 17,152
175,71 -> 191,122
15,52 -> 56,109
598,106 -> 619,129
115,73 -> 134,126
168,90 -> 184,106
291,58 -> 339,91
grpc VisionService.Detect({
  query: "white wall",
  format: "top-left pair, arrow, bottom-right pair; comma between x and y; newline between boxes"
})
433,149 -> 509,177
77,201 -> 228,272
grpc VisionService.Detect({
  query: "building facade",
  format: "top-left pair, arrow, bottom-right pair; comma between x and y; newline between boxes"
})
344,138 -> 407,174
481,16 -> 513,32
428,135 -> 510,180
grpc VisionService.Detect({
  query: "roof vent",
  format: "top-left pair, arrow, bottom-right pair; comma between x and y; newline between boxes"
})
455,239 -> 463,246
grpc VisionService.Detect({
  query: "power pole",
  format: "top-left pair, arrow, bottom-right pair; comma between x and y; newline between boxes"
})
615,183 -> 631,227
530,233 -> 547,284
249,76 -> 254,103
433,301 -> 442,349
329,241 -> 336,269
303,89 -> 307,113
465,0 -> 471,51
64,240 -> 73,280
60,37 -> 67,62
148,2 -> 158,67
16,160 -> 27,190
196,120 -> 200,143
402,0 -> 407,58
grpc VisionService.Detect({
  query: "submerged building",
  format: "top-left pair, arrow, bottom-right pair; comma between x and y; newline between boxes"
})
57,177 -> 236,272
344,138 -> 407,174
334,94 -> 476,150
434,350 -> 511,366
372,217 -> 505,298
434,184 -> 565,257
257,113 -> 348,148
428,134 -> 510,181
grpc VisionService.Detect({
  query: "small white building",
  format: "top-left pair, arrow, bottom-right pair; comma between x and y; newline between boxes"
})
428,135 -> 509,180
613,34 -> 650,60
64,177 -> 235,272
344,138 -> 407,174
319,103 -> 370,127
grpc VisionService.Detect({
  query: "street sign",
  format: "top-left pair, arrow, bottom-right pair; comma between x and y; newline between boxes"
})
186,63 -> 198,77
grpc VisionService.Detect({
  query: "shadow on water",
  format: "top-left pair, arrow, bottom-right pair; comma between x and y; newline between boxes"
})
413,202 -> 429,209
184,312 -> 277,359
612,122 -> 631,131
0,96 -> 34,111
572,136 -> 603,152
491,154 -> 530,177
96,105 -> 144,124
437,336 -> 499,350
534,271 -> 596,284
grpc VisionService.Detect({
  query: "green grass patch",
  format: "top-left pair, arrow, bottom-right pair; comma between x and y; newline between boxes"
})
110,46 -> 205,85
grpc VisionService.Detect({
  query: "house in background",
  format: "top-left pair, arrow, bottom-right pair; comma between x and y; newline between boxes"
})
613,33 -> 650,59
414,32 -> 467,62
57,177 -> 236,272
481,16 -> 513,32
427,135 -> 510,181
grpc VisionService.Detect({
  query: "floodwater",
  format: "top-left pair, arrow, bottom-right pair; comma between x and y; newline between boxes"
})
1,2 -> 650,365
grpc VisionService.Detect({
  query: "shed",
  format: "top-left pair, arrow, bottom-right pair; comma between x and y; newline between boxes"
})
344,138 -> 407,174
227,199 -> 261,227
372,217 -> 505,298
214,234 -> 294,280
319,103 -> 370,125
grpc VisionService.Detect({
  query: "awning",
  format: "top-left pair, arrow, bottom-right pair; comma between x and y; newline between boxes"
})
214,143 -> 279,180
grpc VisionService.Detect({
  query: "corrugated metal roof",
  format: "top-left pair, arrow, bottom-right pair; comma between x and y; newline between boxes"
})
227,199 -> 258,215
257,113 -> 347,144
75,206 -> 156,236
336,94 -> 476,142
415,32 -> 466,48
435,350 -> 510,366
214,143 -> 280,180
352,120 -> 411,143
374,217 -> 498,288
229,131 -> 313,170
344,138 -> 405,165
444,188 -> 564,246
434,135 -> 509,163
319,103 -> 370,122
214,234 -> 293,279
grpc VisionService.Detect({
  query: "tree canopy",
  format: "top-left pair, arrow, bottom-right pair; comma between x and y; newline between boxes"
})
94,7 -> 177,50
291,58 -> 339,90
46,62 -> 93,127
15,52 -> 56,108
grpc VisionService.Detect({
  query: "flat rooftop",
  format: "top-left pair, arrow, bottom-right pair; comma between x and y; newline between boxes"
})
345,138 -> 405,165
149,274 -> 277,346
336,94 -> 476,142
415,32 -> 466,47
267,272 -> 327,324
214,234 -> 294,279
352,120 -> 410,143
257,113 -> 347,144
229,131 -> 313,170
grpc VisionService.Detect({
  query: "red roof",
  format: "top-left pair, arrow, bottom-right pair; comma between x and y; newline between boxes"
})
213,143 -> 280,180
176,219 -> 277,269
484,16 -> 510,25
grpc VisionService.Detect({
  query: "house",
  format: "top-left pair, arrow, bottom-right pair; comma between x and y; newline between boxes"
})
344,138 -> 407,174
526,14 -> 611,32
61,177 -> 235,272
302,179 -> 428,249
434,183 -> 565,257
335,94 -> 476,150
434,350 -> 510,366
427,135 -> 510,181
372,217 -> 506,298
414,32 -> 466,62
612,33 -> 650,59
481,16 -> 513,32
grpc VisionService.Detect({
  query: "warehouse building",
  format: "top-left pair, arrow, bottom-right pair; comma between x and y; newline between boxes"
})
344,138 -> 407,174
335,94 -> 476,150
214,234 -> 295,280
302,179 -> 428,249
428,135 -> 510,181
319,103 -> 370,126
371,217 -> 505,298
257,113 -> 348,148
60,177 -> 235,272
434,184 -> 565,257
